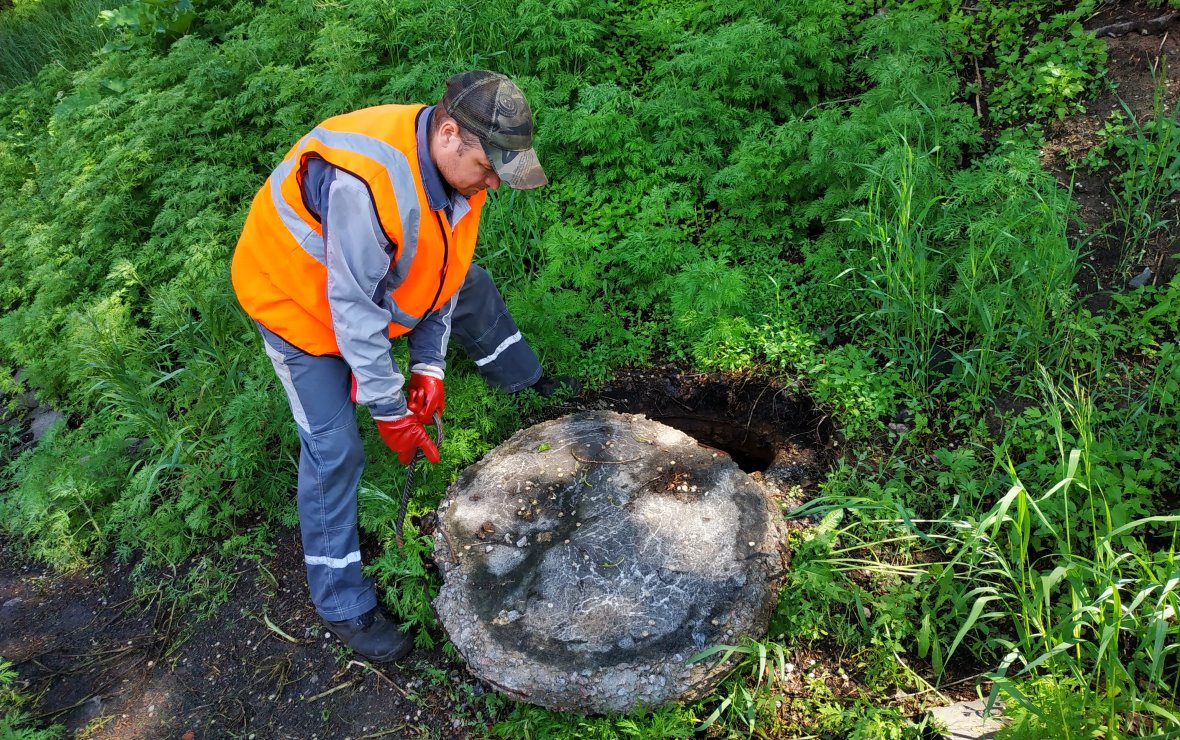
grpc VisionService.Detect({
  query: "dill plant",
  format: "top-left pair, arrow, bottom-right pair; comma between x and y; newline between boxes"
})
0,0 -> 1178,735
0,658 -> 63,739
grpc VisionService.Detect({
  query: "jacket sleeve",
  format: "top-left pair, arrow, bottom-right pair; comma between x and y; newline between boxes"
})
315,165 -> 411,421
405,288 -> 459,380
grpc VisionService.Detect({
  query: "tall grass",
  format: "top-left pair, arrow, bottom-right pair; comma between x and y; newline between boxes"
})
973,451 -> 1180,736
1108,61 -> 1180,279
953,229 -> 1016,401
797,367 -> 1180,735
845,136 -> 1081,401
842,138 -> 948,395
0,0 -> 110,88
801,488 -> 1180,735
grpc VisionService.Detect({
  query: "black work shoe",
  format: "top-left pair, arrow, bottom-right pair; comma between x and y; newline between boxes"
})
531,374 -> 581,398
321,607 -> 413,663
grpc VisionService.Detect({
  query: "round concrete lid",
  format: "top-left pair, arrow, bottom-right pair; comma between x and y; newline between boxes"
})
433,411 -> 788,713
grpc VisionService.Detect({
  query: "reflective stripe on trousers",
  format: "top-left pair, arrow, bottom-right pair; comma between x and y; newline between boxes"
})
453,266 -> 542,392
258,265 -> 541,621
259,323 -> 375,622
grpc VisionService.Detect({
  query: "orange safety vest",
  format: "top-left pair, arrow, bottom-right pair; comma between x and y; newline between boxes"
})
231,104 -> 485,356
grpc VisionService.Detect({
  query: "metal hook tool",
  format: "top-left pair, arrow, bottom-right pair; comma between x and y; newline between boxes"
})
396,411 -> 443,548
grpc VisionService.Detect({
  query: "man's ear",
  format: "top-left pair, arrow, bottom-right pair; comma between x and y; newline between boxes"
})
437,118 -> 461,150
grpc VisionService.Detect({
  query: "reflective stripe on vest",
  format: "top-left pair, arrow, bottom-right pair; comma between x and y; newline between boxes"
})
231,105 -> 485,356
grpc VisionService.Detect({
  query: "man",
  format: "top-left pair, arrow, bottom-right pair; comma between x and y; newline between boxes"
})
231,71 -> 568,662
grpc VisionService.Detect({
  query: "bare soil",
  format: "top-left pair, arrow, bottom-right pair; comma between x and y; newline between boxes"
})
1044,1 -> 1180,297
1,533 -> 476,739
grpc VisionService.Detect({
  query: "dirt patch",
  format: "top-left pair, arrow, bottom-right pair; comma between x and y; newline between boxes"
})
1,532 -> 485,738
1040,1 -> 1180,295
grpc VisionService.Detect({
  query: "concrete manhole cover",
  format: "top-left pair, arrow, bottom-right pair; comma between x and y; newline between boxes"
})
433,411 -> 788,713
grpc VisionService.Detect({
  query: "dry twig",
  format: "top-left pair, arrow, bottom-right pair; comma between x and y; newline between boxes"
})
304,677 -> 360,703
973,56 -> 983,118
347,659 -> 409,697
571,452 -> 641,464
356,727 -> 412,739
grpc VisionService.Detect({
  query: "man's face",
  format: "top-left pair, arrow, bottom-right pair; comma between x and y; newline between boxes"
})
433,121 -> 501,198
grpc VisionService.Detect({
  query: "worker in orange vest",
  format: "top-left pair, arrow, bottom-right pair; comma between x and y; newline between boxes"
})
231,71 -> 571,662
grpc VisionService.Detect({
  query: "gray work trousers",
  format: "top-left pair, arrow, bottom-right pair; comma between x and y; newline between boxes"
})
259,266 -> 541,621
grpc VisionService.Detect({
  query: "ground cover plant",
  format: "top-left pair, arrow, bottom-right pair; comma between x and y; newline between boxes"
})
0,0 -> 1178,736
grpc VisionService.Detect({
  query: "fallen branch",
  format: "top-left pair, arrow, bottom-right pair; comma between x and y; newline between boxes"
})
27,665 -> 135,722
304,677 -> 360,703
893,651 -> 951,705
571,452 -> 641,464
973,55 -> 983,119
60,638 -> 156,659
436,523 -> 461,565
800,96 -> 860,120
894,670 -> 990,700
30,692 -> 101,722
68,644 -> 149,673
1093,13 -> 1178,38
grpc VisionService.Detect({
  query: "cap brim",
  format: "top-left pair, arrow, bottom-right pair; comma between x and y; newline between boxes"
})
485,144 -> 548,189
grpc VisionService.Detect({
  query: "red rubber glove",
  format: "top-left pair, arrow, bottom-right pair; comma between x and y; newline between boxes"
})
407,374 -> 445,425
375,416 -> 440,465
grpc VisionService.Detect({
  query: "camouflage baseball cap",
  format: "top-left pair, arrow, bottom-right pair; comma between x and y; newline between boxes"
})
443,70 -> 548,190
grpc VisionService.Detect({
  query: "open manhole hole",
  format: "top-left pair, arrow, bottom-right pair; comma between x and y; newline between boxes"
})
589,370 -> 833,481
433,372 -> 832,713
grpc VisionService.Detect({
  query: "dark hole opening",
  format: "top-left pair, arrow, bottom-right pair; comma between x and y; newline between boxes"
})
571,370 -> 834,477
653,415 -> 778,474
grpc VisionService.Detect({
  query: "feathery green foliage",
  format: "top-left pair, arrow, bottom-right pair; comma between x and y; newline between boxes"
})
0,0 -> 1178,735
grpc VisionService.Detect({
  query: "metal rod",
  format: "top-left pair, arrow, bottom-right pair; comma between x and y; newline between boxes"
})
396,412 -> 443,547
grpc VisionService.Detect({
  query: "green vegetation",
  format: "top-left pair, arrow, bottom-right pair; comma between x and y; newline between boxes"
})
1,0 -> 1178,736
0,0 -> 110,87
0,660 -> 63,739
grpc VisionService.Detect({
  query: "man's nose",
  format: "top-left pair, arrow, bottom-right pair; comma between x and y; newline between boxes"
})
486,172 -> 501,190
